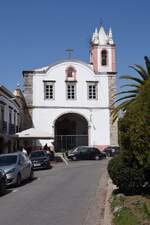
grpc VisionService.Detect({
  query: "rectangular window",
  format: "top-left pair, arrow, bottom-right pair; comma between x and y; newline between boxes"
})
9,109 -> 12,124
14,111 -> 16,126
44,81 -> 55,100
66,82 -> 76,100
0,106 -> 4,122
87,83 -> 98,100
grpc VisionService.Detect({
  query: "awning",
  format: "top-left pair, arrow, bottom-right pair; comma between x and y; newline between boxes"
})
12,128 -> 54,139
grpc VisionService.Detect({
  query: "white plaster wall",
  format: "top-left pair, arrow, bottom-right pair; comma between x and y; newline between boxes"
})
31,60 -> 111,148
32,107 -> 110,147
32,61 -> 109,108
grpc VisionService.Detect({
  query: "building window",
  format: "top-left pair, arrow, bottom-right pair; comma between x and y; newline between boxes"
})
14,111 -> 16,125
17,113 -> 20,132
87,83 -> 98,100
0,106 -> 4,122
44,81 -> 55,100
66,82 -> 76,100
101,50 -> 107,66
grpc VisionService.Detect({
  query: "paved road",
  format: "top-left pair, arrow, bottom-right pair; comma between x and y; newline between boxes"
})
0,160 -> 108,225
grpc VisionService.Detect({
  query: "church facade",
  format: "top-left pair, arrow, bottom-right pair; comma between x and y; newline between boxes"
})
23,25 -> 118,151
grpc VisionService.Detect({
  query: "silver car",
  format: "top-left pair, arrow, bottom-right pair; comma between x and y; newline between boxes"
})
0,152 -> 33,186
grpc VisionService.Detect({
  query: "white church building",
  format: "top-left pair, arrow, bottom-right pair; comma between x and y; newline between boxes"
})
23,25 -> 118,151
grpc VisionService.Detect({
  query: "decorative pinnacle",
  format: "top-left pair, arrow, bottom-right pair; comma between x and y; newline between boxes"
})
109,27 -> 113,38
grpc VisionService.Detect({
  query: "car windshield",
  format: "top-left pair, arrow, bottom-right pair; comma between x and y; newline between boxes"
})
0,155 -> 17,166
31,151 -> 46,158
72,148 -> 81,153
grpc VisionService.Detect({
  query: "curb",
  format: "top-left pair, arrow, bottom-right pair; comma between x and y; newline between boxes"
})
83,161 -> 109,225
102,178 -> 115,225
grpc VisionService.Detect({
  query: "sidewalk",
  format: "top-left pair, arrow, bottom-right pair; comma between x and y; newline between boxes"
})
83,163 -> 114,225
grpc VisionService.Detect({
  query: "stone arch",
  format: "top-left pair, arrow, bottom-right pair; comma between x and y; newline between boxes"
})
54,112 -> 89,152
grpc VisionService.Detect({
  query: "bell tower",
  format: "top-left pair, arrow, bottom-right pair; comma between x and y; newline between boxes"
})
90,25 -> 118,146
90,26 -> 116,74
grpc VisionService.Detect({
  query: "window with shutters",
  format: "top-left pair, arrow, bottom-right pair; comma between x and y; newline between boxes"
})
66,82 -> 76,100
87,82 -> 98,100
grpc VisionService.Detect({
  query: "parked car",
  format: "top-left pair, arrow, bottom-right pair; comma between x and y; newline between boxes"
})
103,146 -> 120,157
67,146 -> 106,161
30,150 -> 51,170
0,152 -> 34,187
0,169 -> 6,195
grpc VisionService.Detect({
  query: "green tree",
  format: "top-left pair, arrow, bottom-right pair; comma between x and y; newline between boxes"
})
119,79 -> 150,167
108,56 -> 150,194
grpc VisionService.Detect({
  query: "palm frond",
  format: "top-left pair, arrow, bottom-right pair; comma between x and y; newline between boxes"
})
120,75 -> 145,85
144,56 -> 150,75
113,94 -> 136,104
113,89 -> 139,97
112,56 -> 150,123
120,84 -> 140,89
129,65 -> 148,81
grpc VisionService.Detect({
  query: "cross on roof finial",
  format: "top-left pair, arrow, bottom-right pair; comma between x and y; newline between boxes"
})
66,48 -> 74,59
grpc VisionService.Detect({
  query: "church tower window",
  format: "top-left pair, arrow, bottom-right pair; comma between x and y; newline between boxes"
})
44,81 -> 55,100
101,50 -> 107,66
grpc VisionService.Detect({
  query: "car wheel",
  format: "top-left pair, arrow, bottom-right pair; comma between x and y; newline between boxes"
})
47,162 -> 51,169
16,173 -> 21,187
94,155 -> 100,160
29,169 -> 34,180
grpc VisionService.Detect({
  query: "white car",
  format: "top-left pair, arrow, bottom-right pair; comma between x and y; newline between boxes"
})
0,152 -> 34,186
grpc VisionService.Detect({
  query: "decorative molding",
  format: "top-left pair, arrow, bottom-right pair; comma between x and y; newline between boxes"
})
43,80 -> 56,83
65,80 -> 77,83
86,81 -> 99,83
28,106 -> 110,110
94,72 -> 117,76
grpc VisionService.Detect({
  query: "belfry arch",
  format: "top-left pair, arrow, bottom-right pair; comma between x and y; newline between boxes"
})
54,113 -> 88,151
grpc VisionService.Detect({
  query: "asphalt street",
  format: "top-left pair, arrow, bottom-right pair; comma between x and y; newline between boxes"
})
0,160 -> 108,225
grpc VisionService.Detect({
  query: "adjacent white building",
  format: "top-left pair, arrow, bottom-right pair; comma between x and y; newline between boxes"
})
23,25 -> 118,151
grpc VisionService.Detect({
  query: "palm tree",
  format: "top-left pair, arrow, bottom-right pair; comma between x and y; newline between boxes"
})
112,56 -> 150,121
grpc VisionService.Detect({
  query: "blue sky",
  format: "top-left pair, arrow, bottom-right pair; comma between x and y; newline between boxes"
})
0,0 -> 150,91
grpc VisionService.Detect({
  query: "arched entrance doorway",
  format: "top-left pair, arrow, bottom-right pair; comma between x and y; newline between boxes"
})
54,113 -> 88,152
